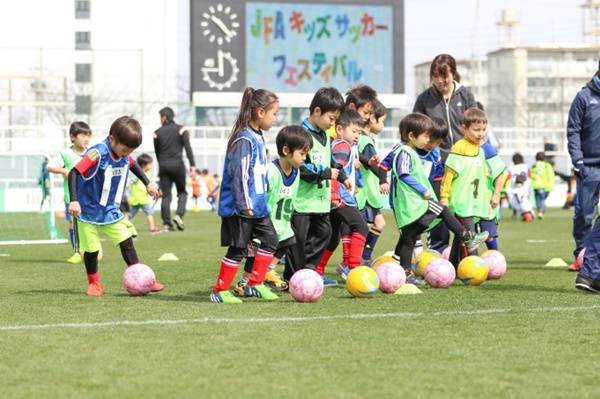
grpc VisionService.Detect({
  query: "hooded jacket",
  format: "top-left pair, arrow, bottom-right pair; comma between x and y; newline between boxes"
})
413,81 -> 477,161
567,80 -> 600,166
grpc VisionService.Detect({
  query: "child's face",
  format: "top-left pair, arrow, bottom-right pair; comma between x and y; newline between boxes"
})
337,123 -> 362,145
72,132 -> 91,149
142,162 -> 152,172
258,103 -> 279,131
462,122 -> 487,144
313,108 -> 341,131
109,136 -> 134,158
355,103 -> 374,125
424,137 -> 443,152
370,114 -> 386,135
284,147 -> 309,168
409,131 -> 430,150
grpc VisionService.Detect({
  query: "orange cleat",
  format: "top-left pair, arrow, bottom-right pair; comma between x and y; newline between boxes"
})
151,280 -> 165,292
87,282 -> 105,296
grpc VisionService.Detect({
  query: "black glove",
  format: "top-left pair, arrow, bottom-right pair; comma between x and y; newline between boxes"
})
574,161 -> 586,180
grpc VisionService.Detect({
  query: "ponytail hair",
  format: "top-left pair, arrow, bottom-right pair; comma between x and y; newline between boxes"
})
228,87 -> 278,149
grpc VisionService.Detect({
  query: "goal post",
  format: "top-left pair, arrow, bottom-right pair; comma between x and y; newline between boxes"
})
0,153 -> 68,245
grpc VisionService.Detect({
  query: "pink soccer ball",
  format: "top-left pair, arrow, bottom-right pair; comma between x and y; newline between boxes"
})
123,263 -> 156,296
425,258 -> 456,288
480,250 -> 507,280
577,248 -> 586,268
289,269 -> 324,303
375,262 -> 405,293
441,246 -> 451,260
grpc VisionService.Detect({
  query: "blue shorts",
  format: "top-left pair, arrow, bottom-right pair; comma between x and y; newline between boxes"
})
359,204 -> 382,224
479,219 -> 498,238
128,204 -> 154,218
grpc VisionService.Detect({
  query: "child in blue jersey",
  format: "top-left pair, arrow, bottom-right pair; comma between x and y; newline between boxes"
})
285,87 -> 348,286
47,121 -> 93,264
67,116 -> 162,296
479,134 -> 507,251
210,87 -> 280,304
316,110 -> 374,279
233,125 -> 312,296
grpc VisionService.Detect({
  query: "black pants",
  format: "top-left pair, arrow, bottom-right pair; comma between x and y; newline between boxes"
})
284,212 -> 331,281
158,162 -> 187,227
328,206 -> 369,252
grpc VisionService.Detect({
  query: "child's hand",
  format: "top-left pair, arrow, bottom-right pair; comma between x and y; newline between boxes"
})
241,209 -> 254,217
330,168 -> 340,180
424,191 -> 431,200
146,183 -> 161,200
380,183 -> 390,195
68,201 -> 81,217
491,194 -> 499,208
368,155 -> 381,167
331,199 -> 340,208
62,169 -> 70,177
354,159 -> 361,169
343,179 -> 352,190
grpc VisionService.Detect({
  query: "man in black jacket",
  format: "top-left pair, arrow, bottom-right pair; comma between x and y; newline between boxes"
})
153,107 -> 196,231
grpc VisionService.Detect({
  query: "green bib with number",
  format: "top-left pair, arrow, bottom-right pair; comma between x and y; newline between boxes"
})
445,147 -> 488,218
295,134 -> 331,213
356,133 -> 383,210
267,162 -> 299,241
60,147 -> 85,203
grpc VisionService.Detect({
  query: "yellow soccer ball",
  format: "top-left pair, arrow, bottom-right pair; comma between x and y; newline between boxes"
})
457,256 -> 489,286
371,255 -> 397,269
413,249 -> 442,277
346,266 -> 380,298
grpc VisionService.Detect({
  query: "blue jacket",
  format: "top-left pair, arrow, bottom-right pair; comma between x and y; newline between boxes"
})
567,80 -> 600,166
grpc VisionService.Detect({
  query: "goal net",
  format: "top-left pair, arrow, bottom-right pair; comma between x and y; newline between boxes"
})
0,153 -> 68,245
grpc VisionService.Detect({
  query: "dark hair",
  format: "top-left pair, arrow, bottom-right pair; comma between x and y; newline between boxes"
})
535,152 -> 546,161
69,121 -> 91,141
430,117 -> 449,141
430,54 -> 461,83
513,152 -> 524,164
309,87 -> 345,115
399,113 -> 433,142
202,169 -> 209,175
229,87 -> 278,148
136,153 -> 153,167
275,125 -> 313,157
159,107 -> 175,122
109,116 -> 143,149
371,97 -> 388,120
345,85 -> 378,110
335,109 -> 364,129
476,101 -> 485,111
462,107 -> 487,127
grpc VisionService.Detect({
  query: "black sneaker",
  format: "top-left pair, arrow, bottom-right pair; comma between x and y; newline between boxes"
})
575,274 -> 600,293
163,225 -> 175,232
173,214 -> 184,231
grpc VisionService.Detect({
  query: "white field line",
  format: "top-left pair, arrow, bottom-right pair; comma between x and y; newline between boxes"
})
2,305 -> 600,332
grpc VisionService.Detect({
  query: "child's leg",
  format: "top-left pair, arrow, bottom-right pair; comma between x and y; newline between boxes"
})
284,212 -> 309,281
248,217 -> 278,287
316,209 -> 342,275
214,247 -> 245,293
340,207 -> 369,269
304,213 -> 332,270
448,217 -> 476,267
361,206 -> 385,261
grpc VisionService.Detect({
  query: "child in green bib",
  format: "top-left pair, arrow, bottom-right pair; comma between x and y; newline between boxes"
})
391,113 -> 488,272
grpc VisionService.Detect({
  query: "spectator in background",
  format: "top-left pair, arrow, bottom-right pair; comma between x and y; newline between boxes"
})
153,107 -> 196,231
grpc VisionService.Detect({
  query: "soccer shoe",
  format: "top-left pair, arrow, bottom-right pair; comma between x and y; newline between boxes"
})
264,269 -> 289,291
210,291 -> 243,304
575,274 -> 600,293
233,281 -> 249,297
537,212 -> 544,220
151,280 -> 164,292
87,282 -> 105,296
568,262 -> 582,272
163,225 -> 175,232
322,275 -> 339,286
464,231 -> 490,253
67,252 -> 83,264
361,258 -> 374,267
406,274 -> 427,286
149,227 -> 162,233
243,284 -> 279,300
336,263 -> 350,280
173,214 -> 185,231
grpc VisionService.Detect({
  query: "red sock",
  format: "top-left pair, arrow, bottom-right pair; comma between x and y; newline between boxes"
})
341,236 -> 351,265
316,250 -> 334,276
87,272 -> 100,284
213,257 -> 239,293
347,232 -> 367,268
248,249 -> 274,286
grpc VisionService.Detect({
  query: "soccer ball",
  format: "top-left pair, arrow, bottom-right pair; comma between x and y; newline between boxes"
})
522,212 -> 533,222
371,255 -> 397,269
457,256 -> 489,286
123,263 -> 156,296
441,246 -> 451,260
480,250 -> 507,280
425,258 -> 456,288
289,269 -> 324,303
375,262 -> 405,293
413,249 -> 442,277
346,266 -> 380,298
577,247 -> 586,268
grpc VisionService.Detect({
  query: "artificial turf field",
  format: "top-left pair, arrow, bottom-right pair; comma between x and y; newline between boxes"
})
1,208 -> 599,399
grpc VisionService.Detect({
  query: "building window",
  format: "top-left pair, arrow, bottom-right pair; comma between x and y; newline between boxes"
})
75,0 -> 91,19
75,95 -> 91,114
75,31 -> 91,50
75,64 -> 91,83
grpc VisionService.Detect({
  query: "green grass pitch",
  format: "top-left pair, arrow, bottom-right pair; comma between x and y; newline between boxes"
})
1,208 -> 599,399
